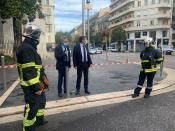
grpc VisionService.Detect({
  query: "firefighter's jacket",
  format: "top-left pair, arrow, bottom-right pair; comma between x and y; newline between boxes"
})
140,47 -> 163,73
16,38 -> 45,93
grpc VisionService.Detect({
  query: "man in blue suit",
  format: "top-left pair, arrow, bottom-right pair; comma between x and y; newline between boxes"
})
73,36 -> 92,95
55,37 -> 71,97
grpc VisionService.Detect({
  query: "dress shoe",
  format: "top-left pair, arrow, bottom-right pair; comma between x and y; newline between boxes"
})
58,93 -> 63,97
75,91 -> 80,95
85,90 -> 90,95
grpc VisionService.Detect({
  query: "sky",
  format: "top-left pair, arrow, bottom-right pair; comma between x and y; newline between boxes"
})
54,0 -> 110,32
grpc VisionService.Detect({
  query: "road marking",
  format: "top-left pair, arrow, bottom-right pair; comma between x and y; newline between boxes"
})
0,79 -> 19,106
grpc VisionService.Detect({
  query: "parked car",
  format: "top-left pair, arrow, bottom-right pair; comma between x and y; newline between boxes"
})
89,48 -> 96,54
107,47 -> 115,51
161,45 -> 175,55
95,48 -> 103,54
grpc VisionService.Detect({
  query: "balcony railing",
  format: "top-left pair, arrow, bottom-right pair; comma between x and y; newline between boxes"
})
125,25 -> 170,31
110,0 -> 134,13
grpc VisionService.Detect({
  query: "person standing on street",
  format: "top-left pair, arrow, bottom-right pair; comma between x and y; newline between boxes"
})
132,37 -> 163,98
16,24 -> 48,131
73,36 -> 92,95
55,37 -> 71,97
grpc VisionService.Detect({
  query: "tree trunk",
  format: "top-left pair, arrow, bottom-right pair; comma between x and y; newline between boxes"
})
13,17 -> 22,59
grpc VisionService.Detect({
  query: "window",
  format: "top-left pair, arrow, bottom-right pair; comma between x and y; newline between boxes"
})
47,25 -> 52,32
138,1 -> 141,7
150,20 -> 154,25
137,21 -> 140,26
135,32 -> 141,38
152,0 -> 155,4
46,16 -> 51,24
144,0 -> 148,5
163,20 -> 168,25
162,31 -> 167,37
46,0 -> 49,5
143,32 -> 147,36
149,31 -> 156,39
127,33 -> 130,39
173,34 -> 175,40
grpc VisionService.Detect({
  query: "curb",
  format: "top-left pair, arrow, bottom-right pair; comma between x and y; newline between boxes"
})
0,68 -> 174,118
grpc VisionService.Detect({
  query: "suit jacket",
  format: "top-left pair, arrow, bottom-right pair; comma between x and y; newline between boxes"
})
54,43 -> 71,70
73,43 -> 92,67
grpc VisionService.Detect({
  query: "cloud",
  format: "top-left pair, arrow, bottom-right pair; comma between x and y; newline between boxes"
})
54,0 -> 110,32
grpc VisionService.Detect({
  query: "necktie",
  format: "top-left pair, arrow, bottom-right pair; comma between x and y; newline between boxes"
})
83,45 -> 87,62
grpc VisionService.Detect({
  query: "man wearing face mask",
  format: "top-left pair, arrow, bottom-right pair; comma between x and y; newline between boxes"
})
73,36 -> 92,95
55,36 -> 71,97
16,24 -> 48,131
132,37 -> 163,98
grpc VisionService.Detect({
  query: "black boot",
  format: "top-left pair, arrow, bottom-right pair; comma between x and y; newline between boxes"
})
132,94 -> 139,98
85,90 -> 90,95
35,116 -> 48,127
144,94 -> 150,98
132,87 -> 142,98
144,88 -> 152,98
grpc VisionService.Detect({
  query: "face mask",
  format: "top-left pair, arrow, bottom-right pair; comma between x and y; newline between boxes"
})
64,43 -> 68,46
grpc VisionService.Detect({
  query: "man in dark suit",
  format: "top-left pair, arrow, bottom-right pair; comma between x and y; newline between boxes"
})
55,37 -> 71,97
73,36 -> 92,95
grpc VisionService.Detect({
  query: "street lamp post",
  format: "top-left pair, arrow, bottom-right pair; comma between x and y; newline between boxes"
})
85,0 -> 92,46
82,0 -> 85,36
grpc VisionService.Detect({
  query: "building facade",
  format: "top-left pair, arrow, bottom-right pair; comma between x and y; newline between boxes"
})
27,0 -> 55,57
0,18 -> 14,56
0,0 -> 55,57
109,0 -> 174,52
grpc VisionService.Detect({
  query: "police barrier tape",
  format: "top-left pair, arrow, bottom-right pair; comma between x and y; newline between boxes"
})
0,61 -> 140,69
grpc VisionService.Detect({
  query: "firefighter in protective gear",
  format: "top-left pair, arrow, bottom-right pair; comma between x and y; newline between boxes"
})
132,37 -> 163,98
16,24 -> 48,131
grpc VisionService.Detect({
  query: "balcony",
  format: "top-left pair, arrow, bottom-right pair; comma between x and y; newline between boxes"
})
125,25 -> 170,32
109,18 -> 134,28
110,0 -> 134,13
109,13 -> 171,29
109,6 -> 134,21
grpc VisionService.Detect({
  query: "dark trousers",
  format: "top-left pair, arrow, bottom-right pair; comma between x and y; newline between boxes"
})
76,63 -> 89,91
57,67 -> 67,94
22,87 -> 46,131
134,71 -> 156,95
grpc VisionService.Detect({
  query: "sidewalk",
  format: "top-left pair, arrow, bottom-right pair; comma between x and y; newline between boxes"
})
0,83 -> 175,131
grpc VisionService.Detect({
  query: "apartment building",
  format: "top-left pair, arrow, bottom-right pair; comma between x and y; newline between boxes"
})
109,0 -> 174,52
30,0 -> 55,56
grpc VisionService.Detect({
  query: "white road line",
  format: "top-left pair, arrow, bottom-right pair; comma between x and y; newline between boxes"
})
0,79 -> 19,106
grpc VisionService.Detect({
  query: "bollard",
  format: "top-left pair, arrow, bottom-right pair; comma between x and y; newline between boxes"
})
1,56 -> 7,89
66,66 -> 70,98
106,51 -> 108,61
160,51 -> 165,78
126,58 -> 129,63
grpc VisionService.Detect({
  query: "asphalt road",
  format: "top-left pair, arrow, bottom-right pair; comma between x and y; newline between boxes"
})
2,53 -> 165,107
0,52 -> 175,131
1,86 -> 175,131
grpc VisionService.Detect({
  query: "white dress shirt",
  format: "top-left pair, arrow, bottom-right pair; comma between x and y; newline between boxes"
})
80,43 -> 88,62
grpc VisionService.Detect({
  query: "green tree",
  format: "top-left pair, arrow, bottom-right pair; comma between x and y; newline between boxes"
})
0,0 -> 44,56
55,31 -> 72,44
111,26 -> 126,43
